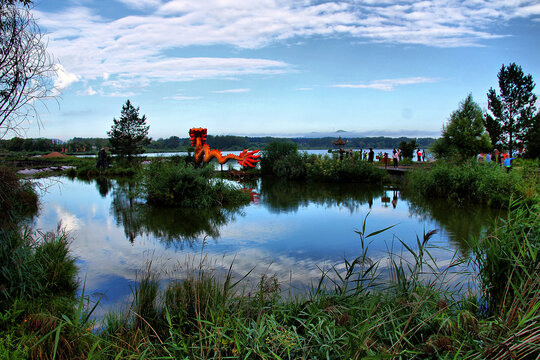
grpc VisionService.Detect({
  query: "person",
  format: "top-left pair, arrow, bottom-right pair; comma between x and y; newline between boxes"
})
477,153 -> 483,163
422,149 -> 425,162
417,148 -> 422,162
486,152 -> 492,163
494,148 -> 500,165
392,149 -> 399,168
504,156 -> 515,172
368,148 -> 374,163
392,191 -> 398,208
383,152 -> 389,168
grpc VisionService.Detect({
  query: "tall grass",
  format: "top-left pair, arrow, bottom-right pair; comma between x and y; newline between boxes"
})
0,165 -> 38,229
2,198 -> 538,359
404,159 -> 531,206
141,159 -> 251,207
261,141 -> 387,183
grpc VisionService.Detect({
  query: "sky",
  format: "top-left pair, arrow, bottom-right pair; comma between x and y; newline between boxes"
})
24,0 -> 540,140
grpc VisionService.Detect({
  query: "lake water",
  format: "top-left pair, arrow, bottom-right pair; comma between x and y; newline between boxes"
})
32,176 -> 495,318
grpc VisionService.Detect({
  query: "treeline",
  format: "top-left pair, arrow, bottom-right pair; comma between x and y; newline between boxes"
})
0,135 -> 435,153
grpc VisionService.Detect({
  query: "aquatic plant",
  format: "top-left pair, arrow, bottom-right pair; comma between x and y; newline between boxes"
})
141,159 -> 251,208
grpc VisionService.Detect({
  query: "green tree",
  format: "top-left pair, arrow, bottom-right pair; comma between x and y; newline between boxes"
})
107,100 -> 151,159
432,94 -> 491,160
398,139 -> 418,159
482,113 -> 503,149
524,112 -> 540,158
487,63 -> 537,154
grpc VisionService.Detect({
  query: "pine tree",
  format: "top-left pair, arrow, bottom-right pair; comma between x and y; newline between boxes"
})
107,100 -> 150,159
487,63 -> 537,154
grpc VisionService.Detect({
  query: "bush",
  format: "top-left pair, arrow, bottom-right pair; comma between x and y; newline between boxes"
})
305,152 -> 387,183
0,228 -> 78,313
404,160 -> 525,206
0,166 -> 38,229
260,141 -> 306,179
141,160 -> 251,208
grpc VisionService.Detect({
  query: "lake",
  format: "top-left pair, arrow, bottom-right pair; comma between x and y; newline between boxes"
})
32,175 -> 495,318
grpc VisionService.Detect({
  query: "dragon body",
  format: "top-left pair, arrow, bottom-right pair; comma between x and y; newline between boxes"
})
189,128 -> 260,167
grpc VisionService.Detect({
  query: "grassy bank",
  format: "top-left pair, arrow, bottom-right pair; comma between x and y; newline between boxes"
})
403,159 -> 539,207
0,197 -> 538,359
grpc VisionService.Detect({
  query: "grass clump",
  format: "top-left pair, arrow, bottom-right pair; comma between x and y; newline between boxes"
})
403,159 -> 533,206
141,159 -> 251,208
0,166 -> 38,229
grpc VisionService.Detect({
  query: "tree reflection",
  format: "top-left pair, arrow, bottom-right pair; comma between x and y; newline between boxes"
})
110,180 -> 246,248
403,194 -> 501,254
259,178 -> 385,214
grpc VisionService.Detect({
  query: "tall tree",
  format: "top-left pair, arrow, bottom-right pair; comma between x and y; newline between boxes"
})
432,94 -> 491,160
487,63 -> 537,154
108,100 -> 150,159
524,112 -> 540,158
0,0 -> 56,138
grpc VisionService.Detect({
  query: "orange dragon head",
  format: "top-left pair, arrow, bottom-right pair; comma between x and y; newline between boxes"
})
189,128 -> 207,147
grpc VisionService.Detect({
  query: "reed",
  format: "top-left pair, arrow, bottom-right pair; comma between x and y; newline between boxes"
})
2,198 -> 539,359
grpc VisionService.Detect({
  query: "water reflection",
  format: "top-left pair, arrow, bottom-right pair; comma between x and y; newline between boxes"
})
110,180 -> 247,248
260,179 -> 386,214
404,194 -> 500,254
31,176 -> 498,318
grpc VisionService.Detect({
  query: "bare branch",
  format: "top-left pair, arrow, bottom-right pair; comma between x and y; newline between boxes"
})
0,2 -> 56,139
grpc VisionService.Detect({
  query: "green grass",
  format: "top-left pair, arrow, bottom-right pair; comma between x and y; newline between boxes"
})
260,141 -> 387,183
1,174 -> 538,358
404,159 -> 538,207
140,159 -> 251,208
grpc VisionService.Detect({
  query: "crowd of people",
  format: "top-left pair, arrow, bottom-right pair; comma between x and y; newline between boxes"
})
477,148 -> 521,172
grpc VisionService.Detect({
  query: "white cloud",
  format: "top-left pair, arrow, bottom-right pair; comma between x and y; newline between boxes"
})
212,88 -> 251,93
35,1 -> 539,93
331,77 -> 439,91
53,64 -> 79,94
164,94 -> 202,100
115,0 -> 162,10
78,86 -> 97,96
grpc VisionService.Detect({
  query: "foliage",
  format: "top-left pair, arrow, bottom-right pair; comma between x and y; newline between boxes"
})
260,141 -> 305,179
524,112 -> 540,158
0,165 -> 38,229
432,94 -> 491,160
470,198 -> 539,315
141,159 -> 251,208
403,159 -> 527,207
483,113 -> 503,149
107,99 -> 151,159
0,0 -> 56,139
468,198 -> 540,359
0,228 -> 78,313
2,199 -> 540,358
487,62 -> 538,154
305,152 -> 387,183
261,141 -> 387,183
398,139 -> 418,159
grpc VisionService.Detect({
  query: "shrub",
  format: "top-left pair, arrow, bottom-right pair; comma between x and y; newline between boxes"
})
260,141 -> 306,179
404,160 -> 524,206
0,166 -> 38,229
305,152 -> 387,183
141,160 -> 251,208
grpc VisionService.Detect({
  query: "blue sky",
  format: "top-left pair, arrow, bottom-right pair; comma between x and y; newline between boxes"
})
27,0 -> 540,140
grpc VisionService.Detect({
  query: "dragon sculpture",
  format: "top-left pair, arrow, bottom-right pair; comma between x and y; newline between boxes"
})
189,128 -> 260,167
